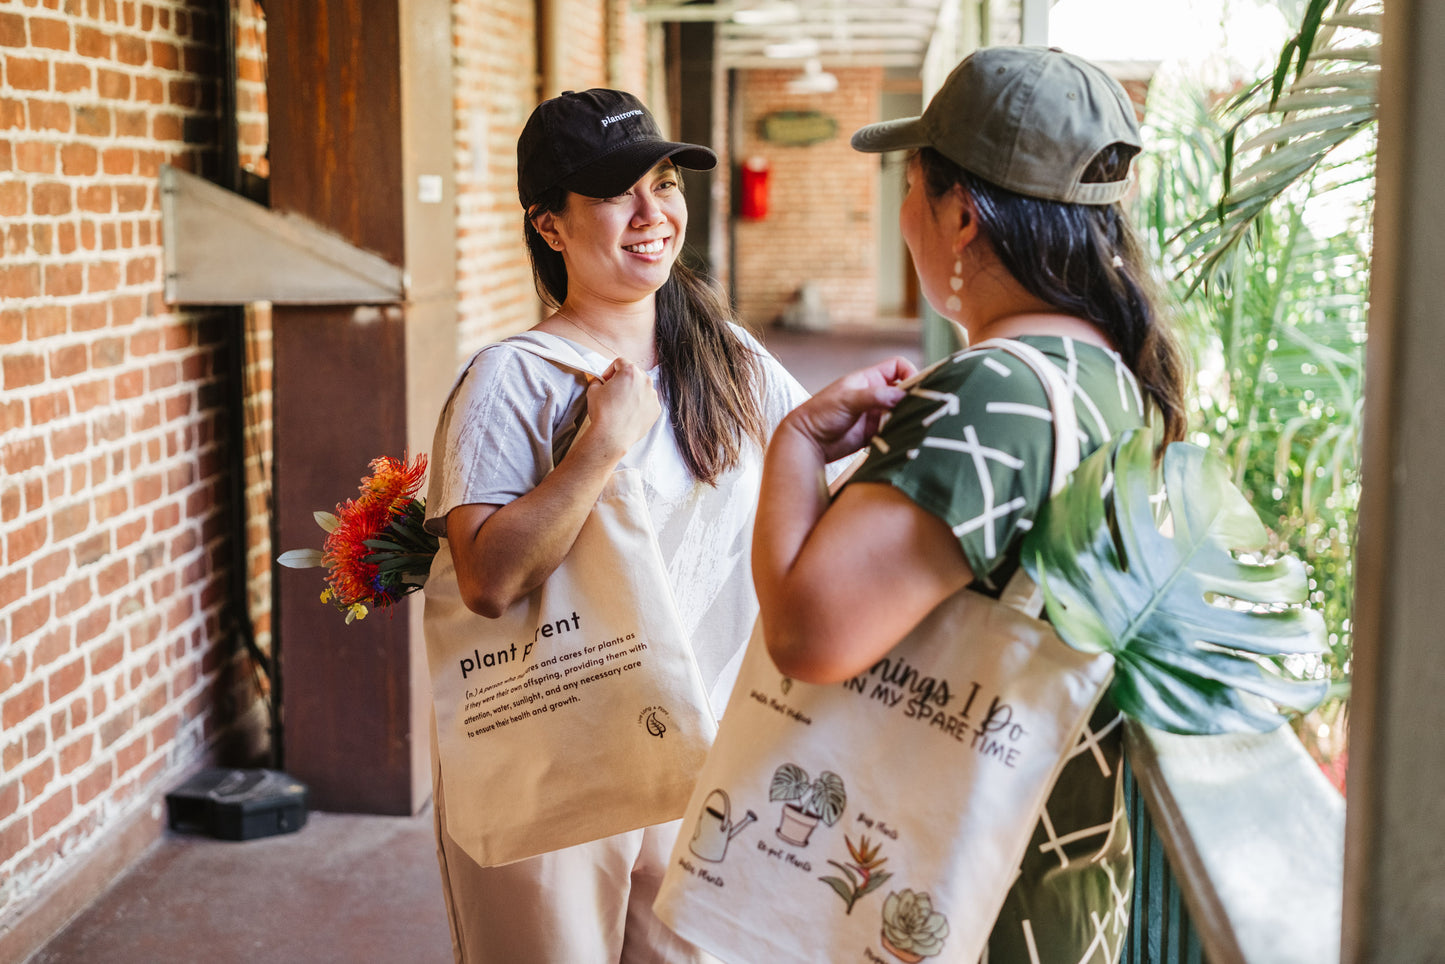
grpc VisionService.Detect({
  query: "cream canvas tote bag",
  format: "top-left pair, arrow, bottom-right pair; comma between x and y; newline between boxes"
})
653,339 -> 1115,963
424,339 -> 717,867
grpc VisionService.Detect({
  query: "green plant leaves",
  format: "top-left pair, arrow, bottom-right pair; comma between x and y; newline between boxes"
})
1022,429 -> 1328,735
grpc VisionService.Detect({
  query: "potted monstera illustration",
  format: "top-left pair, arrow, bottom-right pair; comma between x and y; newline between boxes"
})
769,763 -> 845,847
880,889 -> 950,962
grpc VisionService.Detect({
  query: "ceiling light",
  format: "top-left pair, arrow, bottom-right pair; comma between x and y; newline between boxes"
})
731,1 -> 799,25
786,59 -> 838,94
764,38 -> 821,59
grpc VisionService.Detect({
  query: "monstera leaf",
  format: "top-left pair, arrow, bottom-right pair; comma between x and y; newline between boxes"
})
1022,429 -> 1328,735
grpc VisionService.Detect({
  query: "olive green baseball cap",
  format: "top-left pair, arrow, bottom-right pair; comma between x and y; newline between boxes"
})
852,46 -> 1141,205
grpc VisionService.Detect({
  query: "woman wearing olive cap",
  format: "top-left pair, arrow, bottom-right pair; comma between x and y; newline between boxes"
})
753,47 -> 1189,963
421,89 -> 860,963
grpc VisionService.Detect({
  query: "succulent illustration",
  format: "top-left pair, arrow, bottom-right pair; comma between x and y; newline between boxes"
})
819,834 -> 892,914
880,889 -> 949,962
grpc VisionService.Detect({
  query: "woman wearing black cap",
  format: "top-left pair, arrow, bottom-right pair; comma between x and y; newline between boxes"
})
421,89 -> 859,963
751,48 -> 1190,964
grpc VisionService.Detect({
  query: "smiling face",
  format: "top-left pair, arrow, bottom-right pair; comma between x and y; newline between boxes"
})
538,161 -> 688,305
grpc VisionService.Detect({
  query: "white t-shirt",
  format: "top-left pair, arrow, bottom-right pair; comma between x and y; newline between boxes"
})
424,327 -> 813,710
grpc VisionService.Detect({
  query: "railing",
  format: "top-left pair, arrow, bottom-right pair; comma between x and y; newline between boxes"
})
1124,721 -> 1346,964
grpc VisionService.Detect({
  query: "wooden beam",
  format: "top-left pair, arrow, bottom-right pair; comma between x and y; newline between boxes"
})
159,165 -> 404,306
1344,0 -> 1445,956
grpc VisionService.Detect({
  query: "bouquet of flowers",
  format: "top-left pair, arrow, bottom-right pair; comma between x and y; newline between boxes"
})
278,453 -> 439,623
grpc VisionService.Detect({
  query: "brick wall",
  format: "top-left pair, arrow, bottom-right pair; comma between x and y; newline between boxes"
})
0,0 -> 268,923
732,67 -> 882,329
452,0 -> 656,358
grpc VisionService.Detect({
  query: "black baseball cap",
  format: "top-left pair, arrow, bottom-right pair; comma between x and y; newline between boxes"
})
517,89 -> 718,209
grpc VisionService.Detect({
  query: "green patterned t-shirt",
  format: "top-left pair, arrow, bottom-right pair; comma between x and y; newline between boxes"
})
850,335 -> 1144,964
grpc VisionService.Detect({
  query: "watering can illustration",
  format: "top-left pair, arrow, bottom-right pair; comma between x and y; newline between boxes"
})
689,789 -> 757,863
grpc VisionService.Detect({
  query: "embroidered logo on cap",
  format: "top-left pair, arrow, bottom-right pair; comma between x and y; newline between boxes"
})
601,109 -> 644,128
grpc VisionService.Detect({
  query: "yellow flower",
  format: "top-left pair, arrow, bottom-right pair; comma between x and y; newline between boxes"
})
320,588 -> 334,604
345,603 -> 369,624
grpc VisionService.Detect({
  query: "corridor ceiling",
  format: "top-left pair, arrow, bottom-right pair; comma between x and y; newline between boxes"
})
633,0 -> 950,70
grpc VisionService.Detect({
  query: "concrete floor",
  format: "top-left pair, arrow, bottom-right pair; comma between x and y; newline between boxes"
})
25,324 -> 923,964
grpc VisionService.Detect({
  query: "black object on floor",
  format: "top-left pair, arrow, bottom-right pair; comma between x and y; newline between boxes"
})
165,768 -> 310,841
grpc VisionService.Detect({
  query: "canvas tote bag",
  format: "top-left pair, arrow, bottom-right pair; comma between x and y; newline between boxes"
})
653,338 -> 1116,964
423,338 -> 717,867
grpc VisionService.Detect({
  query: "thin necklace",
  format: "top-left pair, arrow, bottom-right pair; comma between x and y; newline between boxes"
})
555,310 -> 654,368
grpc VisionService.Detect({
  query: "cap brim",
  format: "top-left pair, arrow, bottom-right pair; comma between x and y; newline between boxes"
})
561,141 -> 718,199
851,116 -> 930,154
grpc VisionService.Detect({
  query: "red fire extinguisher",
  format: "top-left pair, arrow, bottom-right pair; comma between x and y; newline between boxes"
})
740,156 -> 770,221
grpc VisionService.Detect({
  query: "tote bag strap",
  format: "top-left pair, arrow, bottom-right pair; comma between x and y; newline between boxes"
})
961,338 -> 1083,618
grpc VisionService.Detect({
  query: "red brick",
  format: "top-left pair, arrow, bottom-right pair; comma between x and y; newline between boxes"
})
30,389 -> 71,424
0,818 -> 29,865
115,108 -> 145,137
0,781 -> 18,823
101,145 -> 134,174
6,56 -> 48,91
0,179 -> 24,215
50,658 -> 88,705
148,39 -> 178,69
35,622 -> 72,668
87,259 -> 121,291
60,142 -> 98,175
76,25 -> 110,58
0,13 -> 24,47
26,303 -> 67,339
52,503 -> 91,541
116,184 -> 147,212
2,482 -> 23,522
51,422 -> 88,458
97,558 -> 129,594
76,763 -> 113,806
71,301 -> 107,331
50,342 -> 87,377
77,183 -> 112,213
32,548 -> 70,590
114,33 -> 146,65
3,351 -> 45,389
93,335 -> 124,367
98,707 -> 134,750
110,734 -> 144,776
31,786 -> 74,838
15,140 -> 56,173
30,18 -> 71,51
0,569 -> 24,611
31,181 -> 72,215
55,61 -> 92,93
58,734 -> 93,775
74,104 -> 109,136
0,97 -> 22,130
28,98 -> 70,132
43,262 -> 83,297
74,377 -> 112,411
56,221 -> 77,254
97,66 -> 129,99
151,112 -> 181,142
77,530 -> 110,567
2,680 -> 44,731
77,606 -> 112,645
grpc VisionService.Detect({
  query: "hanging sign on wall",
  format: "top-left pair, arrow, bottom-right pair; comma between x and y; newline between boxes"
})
757,111 -> 837,147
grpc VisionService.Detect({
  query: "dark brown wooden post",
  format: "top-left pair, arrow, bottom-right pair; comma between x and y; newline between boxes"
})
266,0 -> 457,814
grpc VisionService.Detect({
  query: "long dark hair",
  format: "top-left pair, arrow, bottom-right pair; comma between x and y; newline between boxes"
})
916,146 -> 1189,446
523,184 -> 768,485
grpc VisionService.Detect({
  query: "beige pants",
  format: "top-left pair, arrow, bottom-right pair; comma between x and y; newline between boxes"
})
431,724 -> 720,964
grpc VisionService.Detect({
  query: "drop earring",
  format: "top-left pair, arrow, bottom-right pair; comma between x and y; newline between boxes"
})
946,258 -> 963,313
